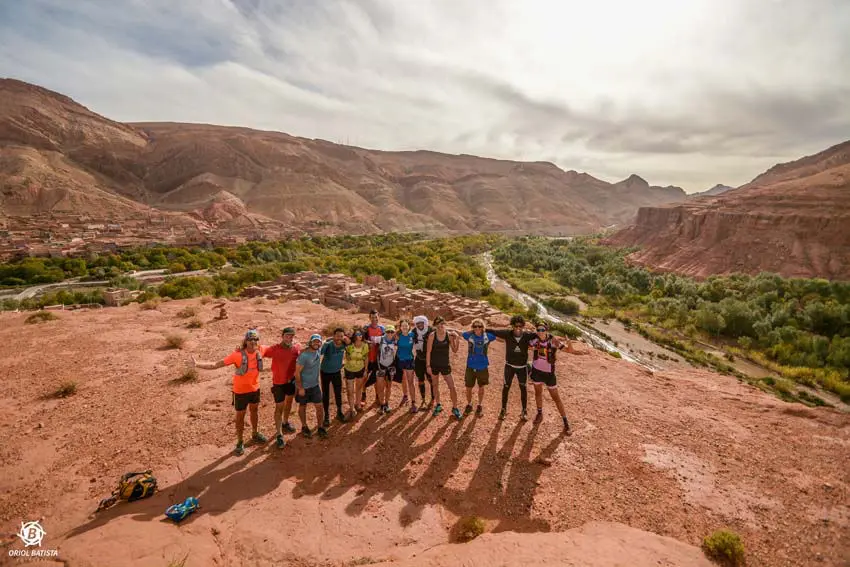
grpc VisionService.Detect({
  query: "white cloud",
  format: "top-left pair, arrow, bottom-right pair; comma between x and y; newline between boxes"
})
1,0 -> 848,191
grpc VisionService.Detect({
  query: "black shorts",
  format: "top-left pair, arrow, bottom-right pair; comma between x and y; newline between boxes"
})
233,390 -> 260,411
271,382 -> 296,403
531,367 -> 557,388
376,363 -> 397,380
414,358 -> 431,382
397,359 -> 414,371
345,368 -> 365,380
366,361 -> 379,386
296,385 -> 322,405
431,364 -> 452,376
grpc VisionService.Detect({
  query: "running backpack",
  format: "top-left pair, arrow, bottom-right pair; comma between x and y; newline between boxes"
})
236,349 -> 263,375
96,470 -> 157,512
532,338 -> 558,367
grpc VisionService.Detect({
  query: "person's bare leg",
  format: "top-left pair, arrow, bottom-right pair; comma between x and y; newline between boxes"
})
283,395 -> 294,426
444,374 -> 458,408
235,410 -> 246,444
477,385 -> 485,406
432,374 -> 441,405
376,376 -> 386,406
534,383 -> 544,411
406,371 -> 416,405
347,380 -> 357,416
315,403 -> 325,428
466,386 -> 473,406
401,372 -> 408,399
274,403 -> 284,436
298,403 -> 308,429
385,375 -> 393,406
248,403 -> 259,434
548,387 -> 567,417
355,378 -> 365,410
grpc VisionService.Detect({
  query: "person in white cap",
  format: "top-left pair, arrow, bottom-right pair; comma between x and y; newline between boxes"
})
376,324 -> 399,414
295,333 -> 328,439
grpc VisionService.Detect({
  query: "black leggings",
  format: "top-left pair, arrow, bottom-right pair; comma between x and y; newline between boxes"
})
321,371 -> 343,415
502,365 -> 528,411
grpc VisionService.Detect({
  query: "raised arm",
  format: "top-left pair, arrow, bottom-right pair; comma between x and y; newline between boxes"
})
488,328 -> 512,341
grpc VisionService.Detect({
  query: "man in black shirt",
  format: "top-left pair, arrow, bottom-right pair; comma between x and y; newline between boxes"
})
489,315 -> 537,421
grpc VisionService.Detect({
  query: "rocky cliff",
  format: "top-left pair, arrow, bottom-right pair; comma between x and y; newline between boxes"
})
607,140 -> 850,280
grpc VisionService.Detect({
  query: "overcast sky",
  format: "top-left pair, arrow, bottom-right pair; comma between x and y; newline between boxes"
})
1,0 -> 849,192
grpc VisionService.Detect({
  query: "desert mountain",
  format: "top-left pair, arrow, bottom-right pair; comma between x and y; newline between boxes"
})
1,78 -> 687,234
607,140 -> 850,280
688,183 -> 735,199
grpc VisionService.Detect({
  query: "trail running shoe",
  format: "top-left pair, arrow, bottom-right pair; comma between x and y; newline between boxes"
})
337,412 -> 347,423
432,403 -> 443,416
301,426 -> 312,439
420,399 -> 428,409
275,434 -> 286,449
400,395 -> 409,405
252,431 -> 267,444
498,407 -> 507,420
452,407 -> 462,420
384,404 -> 392,414
464,404 -> 473,415
521,409 -> 529,422
534,410 -> 543,424
476,405 -> 484,418
282,422 -> 297,434
317,427 -> 329,439
410,405 -> 418,414
234,441 -> 245,456
563,417 -> 572,436
322,417 -> 330,428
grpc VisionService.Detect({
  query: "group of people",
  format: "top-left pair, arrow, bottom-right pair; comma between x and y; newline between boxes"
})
192,310 -> 586,456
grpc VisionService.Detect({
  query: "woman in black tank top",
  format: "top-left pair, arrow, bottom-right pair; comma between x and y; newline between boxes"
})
426,317 -> 461,419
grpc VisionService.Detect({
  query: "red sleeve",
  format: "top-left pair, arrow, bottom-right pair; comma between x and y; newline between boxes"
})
262,345 -> 276,358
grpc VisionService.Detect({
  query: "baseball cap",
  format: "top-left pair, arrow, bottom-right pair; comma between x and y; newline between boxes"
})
385,324 -> 396,332
309,333 -> 322,343
245,329 -> 260,340
282,327 -> 296,335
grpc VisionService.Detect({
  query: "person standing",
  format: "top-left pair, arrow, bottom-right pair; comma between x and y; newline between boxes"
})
528,323 -> 580,435
461,318 -> 497,418
395,319 -> 417,412
411,315 -> 434,408
362,309 -> 385,407
426,316 -> 461,419
376,325 -> 399,414
263,327 -> 301,449
295,334 -> 327,439
489,315 -> 536,421
192,329 -> 268,456
344,330 -> 370,418
320,328 -> 349,427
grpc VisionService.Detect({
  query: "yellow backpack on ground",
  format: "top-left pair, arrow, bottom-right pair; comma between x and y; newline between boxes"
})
96,470 -> 157,512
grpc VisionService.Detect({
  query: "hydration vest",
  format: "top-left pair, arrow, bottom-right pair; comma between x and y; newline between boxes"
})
532,338 -> 557,367
466,332 -> 491,357
236,349 -> 263,375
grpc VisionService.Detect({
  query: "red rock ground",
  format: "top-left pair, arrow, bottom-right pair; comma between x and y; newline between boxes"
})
0,298 -> 848,566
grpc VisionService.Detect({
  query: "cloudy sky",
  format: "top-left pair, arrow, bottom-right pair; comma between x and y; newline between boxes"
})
1,0 -> 849,191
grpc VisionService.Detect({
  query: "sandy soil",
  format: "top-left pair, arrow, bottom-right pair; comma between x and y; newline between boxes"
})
0,298 -> 848,567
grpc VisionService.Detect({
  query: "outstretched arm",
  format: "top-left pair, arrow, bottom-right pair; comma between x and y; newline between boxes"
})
192,356 -> 226,370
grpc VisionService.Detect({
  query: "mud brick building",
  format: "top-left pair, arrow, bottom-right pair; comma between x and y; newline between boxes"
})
241,272 -> 506,325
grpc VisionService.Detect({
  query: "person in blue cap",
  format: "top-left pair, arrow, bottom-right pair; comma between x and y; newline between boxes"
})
295,333 -> 328,439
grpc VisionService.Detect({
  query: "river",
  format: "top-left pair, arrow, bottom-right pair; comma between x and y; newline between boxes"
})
480,253 -> 657,371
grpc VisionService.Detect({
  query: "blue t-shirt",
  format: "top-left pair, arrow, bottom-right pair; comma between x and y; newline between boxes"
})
320,340 -> 346,373
462,331 -> 497,370
397,331 -> 415,361
296,349 -> 321,389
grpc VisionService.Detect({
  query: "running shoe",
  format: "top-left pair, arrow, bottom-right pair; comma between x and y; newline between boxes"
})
410,405 -> 418,414
498,407 -> 507,420
317,427 -> 329,439
282,422 -> 297,434
534,410 -> 543,424
275,434 -> 286,449
432,403 -> 443,416
475,405 -> 484,418
322,417 -> 330,428
234,441 -> 244,456
452,407 -> 462,420
337,412 -> 348,423
521,409 -> 529,422
252,431 -> 268,444
400,395 -> 409,405
563,416 -> 572,436
384,404 -> 392,414
301,426 -> 312,439
464,404 -> 473,415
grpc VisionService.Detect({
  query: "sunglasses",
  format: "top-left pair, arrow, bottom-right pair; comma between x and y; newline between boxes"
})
386,330 -> 396,333
246,338 -> 259,342
472,325 -> 483,328
536,328 -> 547,332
